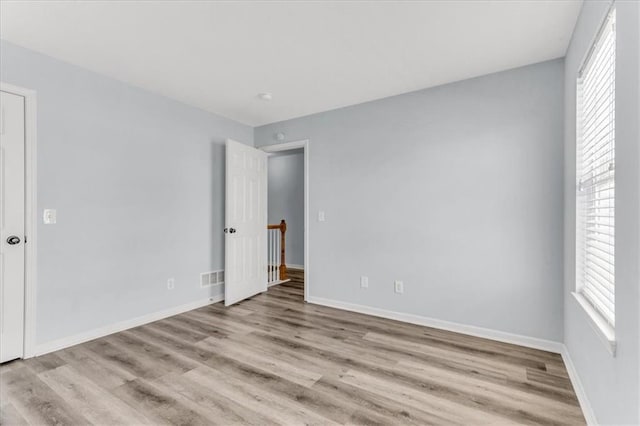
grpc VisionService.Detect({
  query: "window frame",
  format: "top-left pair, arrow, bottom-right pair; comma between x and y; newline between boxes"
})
573,4 -> 617,355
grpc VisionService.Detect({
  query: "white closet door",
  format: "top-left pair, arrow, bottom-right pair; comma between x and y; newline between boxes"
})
0,90 -> 26,363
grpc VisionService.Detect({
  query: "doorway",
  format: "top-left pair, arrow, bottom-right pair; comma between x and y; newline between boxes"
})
262,140 -> 309,302
0,83 -> 37,362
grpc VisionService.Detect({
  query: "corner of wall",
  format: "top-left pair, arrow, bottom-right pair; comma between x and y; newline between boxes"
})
560,346 -> 599,425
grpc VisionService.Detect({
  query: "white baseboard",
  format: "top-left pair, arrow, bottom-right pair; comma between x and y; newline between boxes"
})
287,264 -> 304,270
307,296 -> 564,353
560,346 -> 598,425
34,295 -> 223,357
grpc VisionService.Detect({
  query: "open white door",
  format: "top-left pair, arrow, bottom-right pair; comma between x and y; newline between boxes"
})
224,139 -> 267,306
0,90 -> 26,363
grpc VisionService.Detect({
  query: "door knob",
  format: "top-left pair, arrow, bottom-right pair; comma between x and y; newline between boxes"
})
224,228 -> 237,234
6,236 -> 21,245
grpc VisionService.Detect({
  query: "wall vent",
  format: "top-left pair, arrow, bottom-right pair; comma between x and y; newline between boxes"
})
201,270 -> 224,288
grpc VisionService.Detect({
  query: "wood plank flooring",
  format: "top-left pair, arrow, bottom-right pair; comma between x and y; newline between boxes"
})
287,268 -> 304,284
1,281 -> 585,425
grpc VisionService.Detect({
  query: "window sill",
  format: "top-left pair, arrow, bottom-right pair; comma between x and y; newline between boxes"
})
572,292 -> 616,356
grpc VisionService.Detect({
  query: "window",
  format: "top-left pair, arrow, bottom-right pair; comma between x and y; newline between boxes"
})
576,8 -> 616,328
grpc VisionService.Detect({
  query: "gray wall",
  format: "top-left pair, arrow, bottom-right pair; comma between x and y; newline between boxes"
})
563,1 -> 640,424
268,150 -> 304,267
0,40 -> 253,346
255,59 -> 565,342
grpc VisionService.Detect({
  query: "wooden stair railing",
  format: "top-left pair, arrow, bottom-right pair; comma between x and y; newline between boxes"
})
267,219 -> 287,281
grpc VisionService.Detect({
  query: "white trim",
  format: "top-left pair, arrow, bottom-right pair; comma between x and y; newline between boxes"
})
571,292 -> 616,355
1,82 -> 37,359
261,139 -> 309,302
261,140 -> 307,153
34,295 -> 223,356
286,264 -> 304,270
268,278 -> 291,287
307,296 -> 564,353
561,346 -> 598,425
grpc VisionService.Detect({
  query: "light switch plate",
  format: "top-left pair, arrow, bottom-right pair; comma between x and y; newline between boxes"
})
394,280 -> 404,294
318,211 -> 325,222
43,209 -> 57,224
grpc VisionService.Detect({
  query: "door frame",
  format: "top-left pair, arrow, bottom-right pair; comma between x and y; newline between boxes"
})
260,139 -> 310,302
1,82 -> 37,359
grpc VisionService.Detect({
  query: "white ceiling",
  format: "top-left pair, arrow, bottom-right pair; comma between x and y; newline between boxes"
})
0,1 -> 582,126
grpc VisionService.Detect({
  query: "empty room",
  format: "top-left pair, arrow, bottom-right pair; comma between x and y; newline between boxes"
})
0,0 -> 639,425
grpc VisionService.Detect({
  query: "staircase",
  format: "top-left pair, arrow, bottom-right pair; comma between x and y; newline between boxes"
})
267,219 -> 304,286
267,219 -> 288,285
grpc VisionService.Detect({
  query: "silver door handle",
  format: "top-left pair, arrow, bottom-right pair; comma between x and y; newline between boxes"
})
6,236 -> 21,245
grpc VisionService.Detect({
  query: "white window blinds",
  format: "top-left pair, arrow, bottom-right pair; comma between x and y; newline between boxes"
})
576,8 -> 616,327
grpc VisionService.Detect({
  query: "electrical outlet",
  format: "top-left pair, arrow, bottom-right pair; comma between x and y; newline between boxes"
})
394,280 -> 403,294
167,278 -> 175,290
360,276 -> 369,288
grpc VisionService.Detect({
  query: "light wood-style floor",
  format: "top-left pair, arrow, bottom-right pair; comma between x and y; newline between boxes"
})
1,281 -> 584,425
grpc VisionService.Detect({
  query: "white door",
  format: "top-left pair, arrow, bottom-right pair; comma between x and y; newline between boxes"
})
224,139 -> 267,306
0,90 -> 26,363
